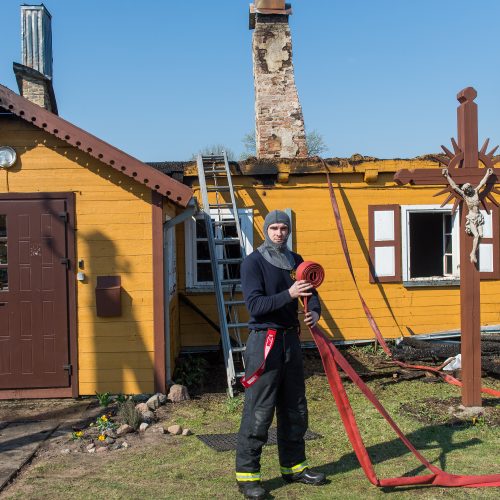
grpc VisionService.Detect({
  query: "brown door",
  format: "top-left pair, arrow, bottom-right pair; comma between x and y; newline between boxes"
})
0,198 -> 70,389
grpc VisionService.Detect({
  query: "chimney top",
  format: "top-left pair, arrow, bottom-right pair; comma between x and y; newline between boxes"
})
249,2 -> 292,29
14,4 -> 57,113
21,4 -> 53,78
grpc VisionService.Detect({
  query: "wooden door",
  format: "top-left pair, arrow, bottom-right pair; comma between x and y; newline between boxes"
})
0,197 -> 70,389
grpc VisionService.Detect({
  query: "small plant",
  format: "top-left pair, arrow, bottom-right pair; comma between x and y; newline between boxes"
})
224,395 -> 244,414
71,430 -> 84,440
95,414 -> 117,433
117,399 -> 141,430
95,391 -> 112,407
115,393 -> 128,404
173,355 -> 209,391
472,413 -> 487,428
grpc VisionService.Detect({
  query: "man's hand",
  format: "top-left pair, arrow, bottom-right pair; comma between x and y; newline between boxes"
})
288,280 -> 313,299
304,311 -> 319,328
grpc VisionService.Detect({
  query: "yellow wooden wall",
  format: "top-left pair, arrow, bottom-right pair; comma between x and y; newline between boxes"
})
179,164 -> 500,347
1,117 -> 157,394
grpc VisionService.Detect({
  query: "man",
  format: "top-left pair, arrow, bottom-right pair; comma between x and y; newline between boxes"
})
235,210 -> 326,500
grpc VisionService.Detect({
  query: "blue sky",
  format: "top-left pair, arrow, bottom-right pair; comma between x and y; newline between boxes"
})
1,0 -> 500,161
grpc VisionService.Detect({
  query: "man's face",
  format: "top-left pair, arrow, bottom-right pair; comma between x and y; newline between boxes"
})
267,223 -> 289,245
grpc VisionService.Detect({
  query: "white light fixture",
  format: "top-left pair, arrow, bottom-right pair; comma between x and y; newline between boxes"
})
0,147 -> 17,168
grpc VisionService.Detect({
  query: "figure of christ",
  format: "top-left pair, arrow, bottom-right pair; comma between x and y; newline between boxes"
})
442,167 -> 494,263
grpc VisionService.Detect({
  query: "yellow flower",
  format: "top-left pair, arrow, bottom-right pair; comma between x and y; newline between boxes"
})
75,431 -> 83,438
101,415 -> 108,422
98,434 -> 106,441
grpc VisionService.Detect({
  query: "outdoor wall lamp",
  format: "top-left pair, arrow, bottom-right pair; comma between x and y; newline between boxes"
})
0,146 -> 17,168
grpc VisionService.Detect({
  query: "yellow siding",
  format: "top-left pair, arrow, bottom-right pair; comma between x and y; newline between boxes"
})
1,119 -> 155,394
180,168 -> 500,347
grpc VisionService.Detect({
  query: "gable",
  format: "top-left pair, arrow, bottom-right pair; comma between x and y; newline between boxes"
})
0,84 -> 192,207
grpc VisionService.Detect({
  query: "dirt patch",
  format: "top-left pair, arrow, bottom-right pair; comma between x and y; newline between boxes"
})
399,396 -> 500,427
0,399 -> 92,423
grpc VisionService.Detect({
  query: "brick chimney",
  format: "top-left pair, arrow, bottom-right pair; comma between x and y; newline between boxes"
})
250,1 -> 307,159
13,4 -> 58,114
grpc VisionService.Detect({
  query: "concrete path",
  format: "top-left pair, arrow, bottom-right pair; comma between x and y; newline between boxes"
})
0,400 -> 100,492
0,420 -> 57,490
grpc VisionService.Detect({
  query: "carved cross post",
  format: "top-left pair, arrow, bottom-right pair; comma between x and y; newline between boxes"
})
395,88 -> 500,407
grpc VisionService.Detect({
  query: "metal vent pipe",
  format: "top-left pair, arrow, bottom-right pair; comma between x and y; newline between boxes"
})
21,5 -> 53,78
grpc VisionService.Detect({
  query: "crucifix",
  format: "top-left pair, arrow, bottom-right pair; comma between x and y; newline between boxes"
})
394,87 -> 500,407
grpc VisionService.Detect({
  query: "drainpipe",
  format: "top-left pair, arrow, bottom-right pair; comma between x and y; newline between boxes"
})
163,198 -> 198,382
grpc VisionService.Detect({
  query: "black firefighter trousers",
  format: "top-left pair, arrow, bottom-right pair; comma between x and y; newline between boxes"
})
235,329 -> 308,475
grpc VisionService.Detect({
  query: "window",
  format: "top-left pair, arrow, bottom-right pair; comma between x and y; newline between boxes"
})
185,209 -> 253,288
370,204 -> 499,285
401,205 -> 460,284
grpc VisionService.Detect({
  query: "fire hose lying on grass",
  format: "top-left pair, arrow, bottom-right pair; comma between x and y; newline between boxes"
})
298,260 -> 500,488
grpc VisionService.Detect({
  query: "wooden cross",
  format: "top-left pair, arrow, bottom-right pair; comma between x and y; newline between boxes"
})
394,87 -> 500,407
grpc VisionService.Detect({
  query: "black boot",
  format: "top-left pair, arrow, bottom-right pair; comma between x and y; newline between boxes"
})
282,468 -> 326,485
237,481 -> 268,499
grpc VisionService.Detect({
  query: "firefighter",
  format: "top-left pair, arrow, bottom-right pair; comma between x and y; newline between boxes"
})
235,210 -> 326,499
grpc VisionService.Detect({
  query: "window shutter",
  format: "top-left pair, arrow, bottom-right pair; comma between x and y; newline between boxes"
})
479,204 -> 499,279
369,205 -> 402,283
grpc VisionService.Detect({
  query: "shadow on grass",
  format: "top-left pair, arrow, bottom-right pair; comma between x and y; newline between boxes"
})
263,423 -> 482,495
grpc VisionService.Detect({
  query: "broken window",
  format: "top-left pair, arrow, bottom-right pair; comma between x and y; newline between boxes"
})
185,209 -> 253,288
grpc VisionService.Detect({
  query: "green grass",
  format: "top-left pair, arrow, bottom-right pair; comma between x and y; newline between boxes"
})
3,373 -> 499,499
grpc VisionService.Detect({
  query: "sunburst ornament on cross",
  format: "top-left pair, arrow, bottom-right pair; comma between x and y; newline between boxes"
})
394,87 -> 500,407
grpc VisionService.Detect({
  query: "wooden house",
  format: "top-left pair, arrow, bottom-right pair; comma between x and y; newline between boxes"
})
172,157 -> 500,351
0,83 -> 193,399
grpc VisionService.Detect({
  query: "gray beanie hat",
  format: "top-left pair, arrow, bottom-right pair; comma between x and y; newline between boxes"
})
257,210 -> 294,270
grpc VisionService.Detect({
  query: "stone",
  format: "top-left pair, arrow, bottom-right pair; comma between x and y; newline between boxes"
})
86,443 -> 95,451
122,441 -> 129,449
88,448 -> 96,454
96,446 -> 108,453
135,403 -> 155,423
151,425 -> 166,434
181,428 -> 193,436
104,429 -> 117,439
116,424 -> 134,436
146,394 -> 161,411
456,405 -> 484,419
167,425 -> 183,435
167,385 -> 190,403
157,393 -> 167,405
133,394 -> 150,403
105,437 -> 115,445
61,448 -> 71,455
139,423 -> 150,432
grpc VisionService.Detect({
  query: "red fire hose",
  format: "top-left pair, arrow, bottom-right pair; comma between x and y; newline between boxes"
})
320,161 -> 500,398
297,260 -> 500,488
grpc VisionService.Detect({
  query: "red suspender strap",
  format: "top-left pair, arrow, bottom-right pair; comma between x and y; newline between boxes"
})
241,329 -> 277,389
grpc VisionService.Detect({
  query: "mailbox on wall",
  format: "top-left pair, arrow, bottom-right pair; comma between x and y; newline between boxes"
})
95,276 -> 121,317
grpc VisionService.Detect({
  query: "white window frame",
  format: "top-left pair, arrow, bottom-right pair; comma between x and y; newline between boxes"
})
185,208 -> 253,289
401,205 -> 460,286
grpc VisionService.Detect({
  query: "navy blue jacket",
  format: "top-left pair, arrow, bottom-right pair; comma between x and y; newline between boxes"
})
241,250 -> 321,331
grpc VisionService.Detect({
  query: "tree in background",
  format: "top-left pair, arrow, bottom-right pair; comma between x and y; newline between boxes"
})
193,144 -> 236,161
306,130 -> 328,156
240,130 -> 328,159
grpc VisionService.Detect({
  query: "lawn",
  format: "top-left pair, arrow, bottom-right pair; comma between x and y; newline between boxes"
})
2,351 -> 499,499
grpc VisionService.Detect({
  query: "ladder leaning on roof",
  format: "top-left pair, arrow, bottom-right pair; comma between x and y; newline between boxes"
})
196,152 -> 248,397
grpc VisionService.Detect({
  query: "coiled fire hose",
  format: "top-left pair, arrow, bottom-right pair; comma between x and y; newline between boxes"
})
297,260 -> 500,488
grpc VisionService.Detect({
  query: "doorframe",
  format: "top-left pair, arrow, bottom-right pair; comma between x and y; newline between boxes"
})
0,192 -> 78,399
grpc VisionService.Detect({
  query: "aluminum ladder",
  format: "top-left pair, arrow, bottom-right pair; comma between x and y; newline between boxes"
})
196,152 -> 248,397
